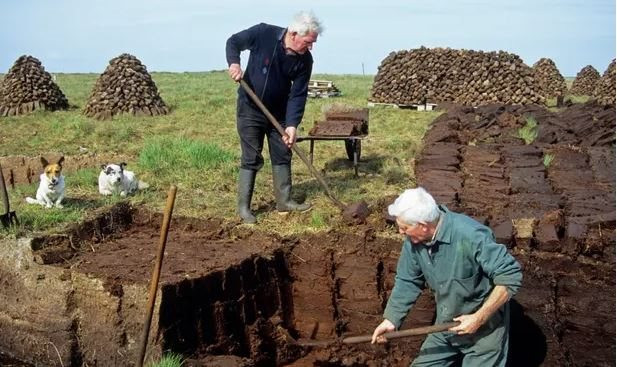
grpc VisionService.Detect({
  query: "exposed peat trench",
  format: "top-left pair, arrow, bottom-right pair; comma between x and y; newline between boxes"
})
0,204 -> 429,367
0,101 -> 614,367
416,101 -> 615,366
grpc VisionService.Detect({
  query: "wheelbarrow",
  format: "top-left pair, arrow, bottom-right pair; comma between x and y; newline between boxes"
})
0,163 -> 18,228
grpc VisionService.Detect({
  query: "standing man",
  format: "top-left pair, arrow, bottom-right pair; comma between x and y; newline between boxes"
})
226,11 -> 323,223
372,187 -> 522,366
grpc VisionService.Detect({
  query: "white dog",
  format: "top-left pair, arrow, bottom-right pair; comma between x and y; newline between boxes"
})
26,156 -> 66,208
98,163 -> 149,197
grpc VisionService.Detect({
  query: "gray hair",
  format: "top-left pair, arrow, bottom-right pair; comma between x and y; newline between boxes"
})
288,11 -> 323,36
388,187 -> 440,225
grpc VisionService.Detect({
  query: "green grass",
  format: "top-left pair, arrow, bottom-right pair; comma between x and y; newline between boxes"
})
545,94 -> 591,108
543,153 -> 554,167
517,115 -> 538,145
148,352 -> 184,367
0,72 -> 440,236
139,137 -> 237,172
310,210 -> 328,229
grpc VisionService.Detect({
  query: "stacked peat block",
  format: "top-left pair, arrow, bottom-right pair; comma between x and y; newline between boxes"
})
84,54 -> 168,120
569,65 -> 600,95
414,112 -> 463,211
592,59 -> 616,105
309,106 -> 368,136
414,102 -> 616,365
369,47 -> 544,106
531,58 -> 567,99
0,55 -> 68,117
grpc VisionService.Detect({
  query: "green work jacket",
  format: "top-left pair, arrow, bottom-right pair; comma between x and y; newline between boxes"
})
383,206 -> 522,330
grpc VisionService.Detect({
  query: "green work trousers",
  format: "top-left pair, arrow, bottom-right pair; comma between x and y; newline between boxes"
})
411,320 -> 508,367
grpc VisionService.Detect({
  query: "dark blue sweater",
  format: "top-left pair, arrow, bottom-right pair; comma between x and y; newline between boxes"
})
226,23 -> 313,127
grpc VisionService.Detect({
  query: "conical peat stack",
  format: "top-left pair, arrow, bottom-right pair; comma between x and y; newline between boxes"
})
532,58 -> 567,98
369,47 -> 544,106
570,65 -> 600,95
84,53 -> 168,120
0,55 -> 69,117
592,59 -> 616,105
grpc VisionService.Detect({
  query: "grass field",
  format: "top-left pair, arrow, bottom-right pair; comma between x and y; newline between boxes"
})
0,72 -> 441,237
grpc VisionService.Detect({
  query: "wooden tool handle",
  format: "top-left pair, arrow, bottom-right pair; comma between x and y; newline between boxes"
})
0,163 -> 10,215
342,321 -> 460,345
136,185 -> 177,367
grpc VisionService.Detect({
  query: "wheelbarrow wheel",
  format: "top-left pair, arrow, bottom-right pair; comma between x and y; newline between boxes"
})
345,139 -> 361,162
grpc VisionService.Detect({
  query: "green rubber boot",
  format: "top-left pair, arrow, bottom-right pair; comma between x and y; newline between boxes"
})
237,168 -> 257,223
272,164 -> 311,213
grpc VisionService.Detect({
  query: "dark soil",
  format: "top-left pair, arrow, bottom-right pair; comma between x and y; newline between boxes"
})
19,201 -> 593,366
0,351 -> 33,367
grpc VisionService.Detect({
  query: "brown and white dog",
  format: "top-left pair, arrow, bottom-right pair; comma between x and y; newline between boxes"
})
26,156 -> 66,208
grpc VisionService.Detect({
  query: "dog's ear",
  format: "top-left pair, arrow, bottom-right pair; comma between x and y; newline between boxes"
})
100,164 -> 107,171
40,157 -> 49,167
119,162 -> 127,170
57,156 -> 65,166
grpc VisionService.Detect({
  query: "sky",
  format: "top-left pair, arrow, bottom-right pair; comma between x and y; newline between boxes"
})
1,0 -> 615,77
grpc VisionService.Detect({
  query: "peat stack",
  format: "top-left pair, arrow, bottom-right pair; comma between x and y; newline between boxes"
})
592,59 -> 616,105
531,58 -> 567,99
369,47 -> 544,106
0,55 -> 68,117
569,65 -> 600,96
84,53 -> 168,120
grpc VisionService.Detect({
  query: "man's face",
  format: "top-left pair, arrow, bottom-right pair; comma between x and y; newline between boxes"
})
288,31 -> 318,54
396,217 -> 433,244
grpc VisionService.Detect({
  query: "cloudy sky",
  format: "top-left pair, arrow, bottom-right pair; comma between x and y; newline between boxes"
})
1,0 -> 615,76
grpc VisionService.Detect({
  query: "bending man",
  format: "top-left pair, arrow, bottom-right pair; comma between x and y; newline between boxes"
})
372,187 -> 522,366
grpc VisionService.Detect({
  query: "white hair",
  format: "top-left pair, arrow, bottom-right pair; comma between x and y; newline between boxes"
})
288,11 -> 323,36
388,187 -> 440,225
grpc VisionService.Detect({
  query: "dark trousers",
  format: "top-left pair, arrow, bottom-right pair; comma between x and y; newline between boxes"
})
237,101 -> 291,171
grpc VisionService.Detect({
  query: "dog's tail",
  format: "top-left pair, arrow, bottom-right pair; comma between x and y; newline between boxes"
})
137,180 -> 150,190
25,197 -> 39,205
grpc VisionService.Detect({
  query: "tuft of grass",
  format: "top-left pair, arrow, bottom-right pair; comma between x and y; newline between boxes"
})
310,210 -> 328,229
517,116 -> 538,145
543,153 -> 554,167
148,352 -> 184,367
70,168 -> 100,188
384,165 -> 409,185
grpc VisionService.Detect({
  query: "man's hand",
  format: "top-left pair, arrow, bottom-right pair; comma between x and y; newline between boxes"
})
450,285 -> 510,335
371,319 -> 395,344
228,63 -> 242,81
450,313 -> 486,335
283,126 -> 297,148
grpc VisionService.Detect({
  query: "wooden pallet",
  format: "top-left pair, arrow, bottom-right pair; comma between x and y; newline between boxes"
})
308,79 -> 341,98
367,101 -> 438,111
309,79 -> 335,88
308,90 -> 341,98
